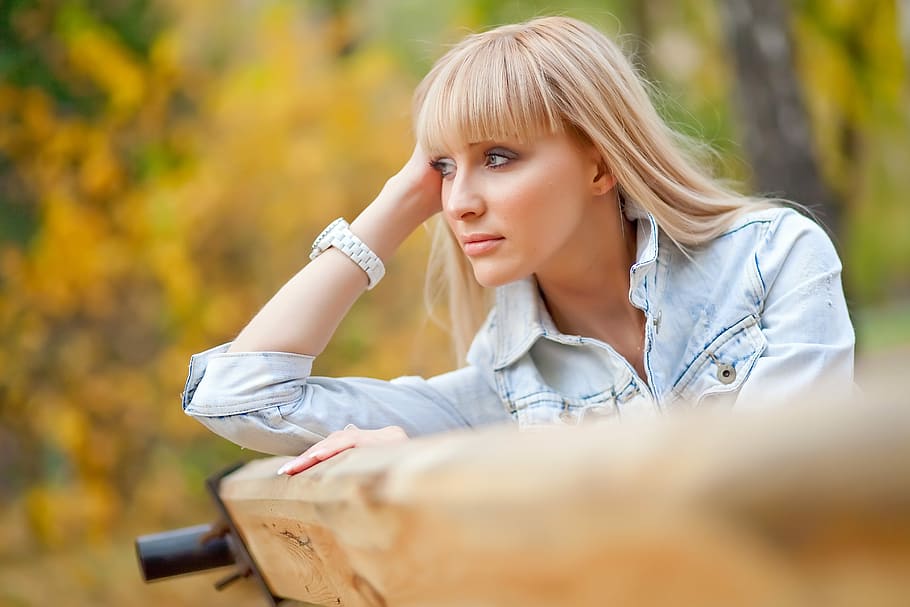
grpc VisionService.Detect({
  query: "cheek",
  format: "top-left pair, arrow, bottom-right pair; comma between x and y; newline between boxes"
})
495,179 -> 548,218
502,182 -> 562,229
439,183 -> 453,216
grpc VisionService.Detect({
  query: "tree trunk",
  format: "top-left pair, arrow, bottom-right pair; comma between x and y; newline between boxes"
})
720,0 -> 843,238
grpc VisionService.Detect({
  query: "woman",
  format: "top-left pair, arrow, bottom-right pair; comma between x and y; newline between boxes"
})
182,17 -> 854,475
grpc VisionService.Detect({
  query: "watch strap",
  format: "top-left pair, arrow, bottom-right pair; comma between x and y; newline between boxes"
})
309,218 -> 385,290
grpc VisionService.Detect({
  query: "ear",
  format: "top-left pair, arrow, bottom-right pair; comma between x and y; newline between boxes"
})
591,159 -> 617,196
582,143 -> 616,195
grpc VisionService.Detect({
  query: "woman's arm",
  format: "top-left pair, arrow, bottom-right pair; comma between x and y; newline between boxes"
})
228,144 -> 442,356
183,348 -> 511,455
734,210 -> 855,408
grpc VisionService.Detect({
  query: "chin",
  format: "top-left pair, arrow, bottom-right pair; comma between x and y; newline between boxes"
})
470,262 -> 528,289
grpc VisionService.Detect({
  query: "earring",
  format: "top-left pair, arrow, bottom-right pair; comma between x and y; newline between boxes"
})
617,190 -> 627,240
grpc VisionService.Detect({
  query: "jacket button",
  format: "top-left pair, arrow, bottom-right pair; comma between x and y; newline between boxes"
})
717,362 -> 736,384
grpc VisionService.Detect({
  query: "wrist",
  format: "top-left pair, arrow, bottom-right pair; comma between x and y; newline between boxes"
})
310,218 -> 385,289
351,187 -> 433,261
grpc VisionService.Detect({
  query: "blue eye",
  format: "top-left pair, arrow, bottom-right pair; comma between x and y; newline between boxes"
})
485,148 -> 516,168
486,153 -> 508,167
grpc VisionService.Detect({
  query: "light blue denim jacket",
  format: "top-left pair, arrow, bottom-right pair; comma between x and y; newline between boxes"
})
183,206 -> 855,455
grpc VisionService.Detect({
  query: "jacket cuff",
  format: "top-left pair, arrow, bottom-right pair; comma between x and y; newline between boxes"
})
182,343 -> 231,410
181,344 -> 316,416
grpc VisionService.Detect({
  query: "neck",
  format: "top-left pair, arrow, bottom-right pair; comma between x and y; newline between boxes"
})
535,195 -> 643,345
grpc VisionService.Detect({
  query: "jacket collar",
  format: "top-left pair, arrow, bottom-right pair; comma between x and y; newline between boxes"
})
490,206 -> 660,370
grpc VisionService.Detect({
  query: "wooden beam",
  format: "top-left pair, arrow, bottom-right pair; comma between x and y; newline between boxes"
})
219,398 -> 910,606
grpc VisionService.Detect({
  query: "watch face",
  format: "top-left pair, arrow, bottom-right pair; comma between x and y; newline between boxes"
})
314,219 -> 342,250
310,218 -> 344,259
307,217 -> 384,288
313,228 -> 328,250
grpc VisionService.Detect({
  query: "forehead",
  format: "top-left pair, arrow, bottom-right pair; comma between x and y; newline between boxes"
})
415,38 -> 563,156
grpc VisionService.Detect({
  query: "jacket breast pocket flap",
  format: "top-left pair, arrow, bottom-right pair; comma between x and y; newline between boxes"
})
671,314 -> 767,406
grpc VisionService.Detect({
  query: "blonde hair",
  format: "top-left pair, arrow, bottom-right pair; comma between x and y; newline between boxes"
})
413,16 -> 775,363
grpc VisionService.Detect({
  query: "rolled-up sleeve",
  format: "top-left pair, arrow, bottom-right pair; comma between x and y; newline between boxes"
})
734,210 -> 856,408
182,344 -> 511,455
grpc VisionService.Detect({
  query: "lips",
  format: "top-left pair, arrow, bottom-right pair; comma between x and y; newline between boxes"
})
460,233 -> 504,256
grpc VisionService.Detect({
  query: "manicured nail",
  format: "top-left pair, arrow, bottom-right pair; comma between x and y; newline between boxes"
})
276,463 -> 291,475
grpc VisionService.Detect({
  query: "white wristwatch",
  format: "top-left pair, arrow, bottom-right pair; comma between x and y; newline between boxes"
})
309,217 -> 385,290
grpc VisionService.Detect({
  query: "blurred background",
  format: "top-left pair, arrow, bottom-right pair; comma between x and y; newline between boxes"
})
1,0 -> 907,605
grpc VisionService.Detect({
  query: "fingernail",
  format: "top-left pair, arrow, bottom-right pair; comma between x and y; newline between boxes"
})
276,463 -> 291,475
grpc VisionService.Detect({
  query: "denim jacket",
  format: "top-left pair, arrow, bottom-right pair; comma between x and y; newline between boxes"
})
183,206 -> 855,455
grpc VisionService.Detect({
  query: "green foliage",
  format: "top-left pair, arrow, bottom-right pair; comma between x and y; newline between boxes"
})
791,0 -> 910,300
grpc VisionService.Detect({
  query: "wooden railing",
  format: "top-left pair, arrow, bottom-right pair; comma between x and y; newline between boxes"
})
214,394 -> 910,606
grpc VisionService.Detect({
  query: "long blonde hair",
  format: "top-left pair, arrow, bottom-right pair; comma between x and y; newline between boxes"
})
413,16 -> 773,363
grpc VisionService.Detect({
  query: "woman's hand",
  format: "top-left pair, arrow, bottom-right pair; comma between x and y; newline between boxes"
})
347,142 -> 441,264
380,142 -> 444,224
276,424 -> 409,476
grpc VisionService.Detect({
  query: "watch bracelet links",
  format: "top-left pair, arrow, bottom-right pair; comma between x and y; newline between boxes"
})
310,218 -> 385,289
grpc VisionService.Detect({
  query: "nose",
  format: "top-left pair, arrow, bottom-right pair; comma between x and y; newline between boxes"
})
443,170 -> 485,222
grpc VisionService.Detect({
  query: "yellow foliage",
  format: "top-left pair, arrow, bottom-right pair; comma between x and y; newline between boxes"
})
46,404 -> 89,458
0,1 -> 436,554
64,22 -> 146,116
25,481 -> 120,547
79,131 -> 124,199
19,87 -> 57,143
792,0 -> 907,192
150,31 -> 181,80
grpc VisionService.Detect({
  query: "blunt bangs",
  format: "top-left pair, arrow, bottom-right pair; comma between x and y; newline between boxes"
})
415,34 -> 565,154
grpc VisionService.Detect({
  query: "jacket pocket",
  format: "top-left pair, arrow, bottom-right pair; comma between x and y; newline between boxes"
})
670,314 -> 767,406
507,386 -> 625,428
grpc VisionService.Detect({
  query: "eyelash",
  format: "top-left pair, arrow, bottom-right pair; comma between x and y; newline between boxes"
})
430,151 -> 513,178
430,159 -> 455,177
485,152 -> 510,168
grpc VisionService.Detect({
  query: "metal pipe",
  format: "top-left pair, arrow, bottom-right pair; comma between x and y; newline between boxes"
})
135,523 -> 235,582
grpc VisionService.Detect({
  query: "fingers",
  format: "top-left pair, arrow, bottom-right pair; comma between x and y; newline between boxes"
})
372,425 -> 408,444
274,446 -> 345,476
276,425 -> 409,476
276,430 -> 356,476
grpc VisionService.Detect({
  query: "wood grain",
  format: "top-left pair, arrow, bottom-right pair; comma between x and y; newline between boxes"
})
219,396 -> 910,606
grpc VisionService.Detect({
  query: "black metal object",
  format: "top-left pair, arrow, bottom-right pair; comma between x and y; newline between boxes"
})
135,523 -> 234,581
135,463 -> 283,606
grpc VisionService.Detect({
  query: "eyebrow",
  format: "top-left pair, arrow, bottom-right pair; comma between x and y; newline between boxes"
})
433,139 -> 517,156
466,139 -> 515,147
